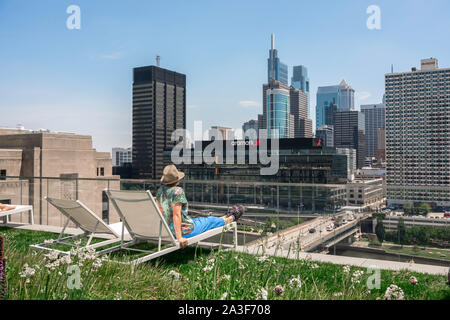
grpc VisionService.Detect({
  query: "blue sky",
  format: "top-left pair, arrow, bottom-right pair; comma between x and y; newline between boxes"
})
1,0 -> 449,152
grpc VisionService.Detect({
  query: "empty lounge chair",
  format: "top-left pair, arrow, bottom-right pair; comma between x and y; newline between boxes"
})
30,197 -> 126,255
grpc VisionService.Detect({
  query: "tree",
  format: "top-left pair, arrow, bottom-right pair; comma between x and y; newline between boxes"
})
417,203 -> 431,216
403,202 -> 413,215
397,217 -> 406,247
375,218 -> 386,244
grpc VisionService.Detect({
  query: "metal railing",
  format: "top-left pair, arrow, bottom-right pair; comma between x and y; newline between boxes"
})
1,176 -> 347,232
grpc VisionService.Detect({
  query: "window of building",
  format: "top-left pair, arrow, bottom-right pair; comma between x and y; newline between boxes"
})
0,169 -> 6,180
102,191 -> 109,224
100,167 -> 105,176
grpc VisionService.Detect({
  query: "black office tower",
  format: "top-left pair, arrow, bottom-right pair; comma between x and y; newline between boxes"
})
334,111 -> 366,169
132,66 -> 186,179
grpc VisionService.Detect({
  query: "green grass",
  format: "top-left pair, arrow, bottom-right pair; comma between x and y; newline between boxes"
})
1,227 -> 449,300
383,244 -> 450,262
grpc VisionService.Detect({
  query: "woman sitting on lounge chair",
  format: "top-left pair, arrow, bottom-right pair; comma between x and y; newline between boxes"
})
0,203 -> 15,212
156,165 -> 244,248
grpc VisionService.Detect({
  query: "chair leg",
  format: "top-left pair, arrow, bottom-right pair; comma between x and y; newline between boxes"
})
234,223 -> 238,249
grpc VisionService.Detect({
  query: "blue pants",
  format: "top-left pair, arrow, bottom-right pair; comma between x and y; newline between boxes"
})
184,216 -> 225,238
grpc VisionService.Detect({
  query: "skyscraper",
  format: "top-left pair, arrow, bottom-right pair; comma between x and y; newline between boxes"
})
361,103 -> 385,158
385,58 -> 450,207
242,119 -> 259,139
333,111 -> 366,169
291,65 -> 311,118
209,126 -> 234,140
263,79 -> 291,138
316,125 -> 334,147
290,86 -> 312,138
112,147 -> 132,167
376,129 -> 385,162
132,65 -> 186,179
267,34 -> 288,85
339,79 -> 355,111
316,80 -> 355,129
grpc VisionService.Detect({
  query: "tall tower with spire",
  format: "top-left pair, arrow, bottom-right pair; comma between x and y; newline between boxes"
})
267,34 -> 288,85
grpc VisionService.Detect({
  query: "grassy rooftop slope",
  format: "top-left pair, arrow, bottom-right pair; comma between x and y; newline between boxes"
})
1,227 -> 449,300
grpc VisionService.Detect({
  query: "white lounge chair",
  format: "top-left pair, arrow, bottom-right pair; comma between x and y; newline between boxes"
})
0,205 -> 34,225
103,189 -> 238,265
30,197 -> 126,255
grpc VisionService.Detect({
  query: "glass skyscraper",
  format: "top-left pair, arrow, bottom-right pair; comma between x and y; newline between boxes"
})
291,65 -> 311,118
315,80 -> 354,129
267,34 -> 288,85
266,87 -> 290,138
316,85 -> 341,129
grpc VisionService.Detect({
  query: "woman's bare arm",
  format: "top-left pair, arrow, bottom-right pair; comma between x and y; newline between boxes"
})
172,203 -> 188,248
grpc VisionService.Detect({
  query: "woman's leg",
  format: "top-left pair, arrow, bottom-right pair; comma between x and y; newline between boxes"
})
184,216 -> 227,238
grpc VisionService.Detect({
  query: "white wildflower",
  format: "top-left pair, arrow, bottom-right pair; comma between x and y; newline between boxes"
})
92,258 -> 104,271
168,270 -> 181,280
288,276 -> 302,289
223,275 -> 231,281
343,265 -> 351,274
256,255 -> 269,263
351,270 -> 364,284
59,255 -> 72,265
333,292 -> 344,297
311,263 -> 319,269
44,251 -> 59,261
384,284 -> 405,300
19,263 -> 36,278
220,292 -> 228,300
202,265 -> 213,272
255,287 -> 268,300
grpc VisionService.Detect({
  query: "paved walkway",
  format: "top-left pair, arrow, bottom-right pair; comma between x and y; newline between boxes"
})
235,245 -> 449,276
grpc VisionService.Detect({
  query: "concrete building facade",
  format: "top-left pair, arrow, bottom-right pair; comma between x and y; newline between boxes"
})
385,58 -> 450,207
361,103 -> 385,158
0,130 -> 119,226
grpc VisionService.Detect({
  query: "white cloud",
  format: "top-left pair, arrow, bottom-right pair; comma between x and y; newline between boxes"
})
239,100 -> 260,108
355,91 -> 372,101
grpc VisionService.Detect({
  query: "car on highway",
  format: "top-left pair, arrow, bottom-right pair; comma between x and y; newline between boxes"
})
309,228 -> 316,233
326,225 -> 333,232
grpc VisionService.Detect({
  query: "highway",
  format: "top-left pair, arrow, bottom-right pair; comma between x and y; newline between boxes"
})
248,212 -> 367,253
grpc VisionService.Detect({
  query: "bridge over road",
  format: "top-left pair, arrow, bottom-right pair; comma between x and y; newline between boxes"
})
247,213 -> 370,253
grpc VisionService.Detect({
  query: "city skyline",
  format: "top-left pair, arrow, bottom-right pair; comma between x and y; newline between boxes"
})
1,0 -> 449,152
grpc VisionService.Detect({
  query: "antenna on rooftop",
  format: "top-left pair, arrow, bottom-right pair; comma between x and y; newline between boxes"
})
391,64 -> 393,73
156,55 -> 161,67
